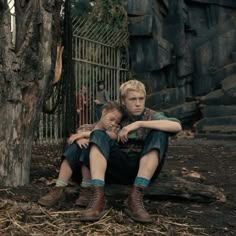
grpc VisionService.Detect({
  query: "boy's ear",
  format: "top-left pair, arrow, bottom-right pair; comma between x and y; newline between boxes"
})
101,109 -> 107,116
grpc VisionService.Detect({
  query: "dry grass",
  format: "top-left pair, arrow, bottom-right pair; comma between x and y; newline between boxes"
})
0,142 -> 216,235
0,197 -> 209,236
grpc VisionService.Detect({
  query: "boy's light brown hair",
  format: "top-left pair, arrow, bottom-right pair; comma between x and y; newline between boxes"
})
119,80 -> 146,100
101,101 -> 124,115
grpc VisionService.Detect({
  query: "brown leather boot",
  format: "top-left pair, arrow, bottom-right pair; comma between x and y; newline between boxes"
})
75,187 -> 92,207
80,186 -> 106,221
125,185 -> 153,223
38,187 -> 65,207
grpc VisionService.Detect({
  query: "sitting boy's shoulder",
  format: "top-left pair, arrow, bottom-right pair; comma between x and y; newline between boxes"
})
77,123 -> 97,132
143,107 -> 158,119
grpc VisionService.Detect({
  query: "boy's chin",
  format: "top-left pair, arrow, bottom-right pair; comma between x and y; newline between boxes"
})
131,111 -> 143,116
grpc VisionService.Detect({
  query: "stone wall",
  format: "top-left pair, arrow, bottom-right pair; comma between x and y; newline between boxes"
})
127,0 -> 236,138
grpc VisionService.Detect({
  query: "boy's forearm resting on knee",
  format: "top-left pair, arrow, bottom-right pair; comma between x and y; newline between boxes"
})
137,120 -> 182,133
72,131 -> 91,142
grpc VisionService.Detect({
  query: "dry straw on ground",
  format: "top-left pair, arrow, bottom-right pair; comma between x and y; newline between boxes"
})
0,197 -> 209,236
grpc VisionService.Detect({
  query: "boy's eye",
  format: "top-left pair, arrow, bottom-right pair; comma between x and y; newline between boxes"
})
129,97 -> 144,101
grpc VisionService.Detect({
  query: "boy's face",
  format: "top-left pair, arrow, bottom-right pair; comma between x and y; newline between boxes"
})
82,86 -> 87,93
122,90 -> 145,116
101,109 -> 122,130
98,84 -> 104,90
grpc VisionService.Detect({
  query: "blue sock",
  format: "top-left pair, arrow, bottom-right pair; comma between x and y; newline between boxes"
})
90,179 -> 105,186
134,177 -> 150,187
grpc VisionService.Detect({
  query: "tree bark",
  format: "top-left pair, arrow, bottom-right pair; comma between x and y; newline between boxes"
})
0,0 -> 62,186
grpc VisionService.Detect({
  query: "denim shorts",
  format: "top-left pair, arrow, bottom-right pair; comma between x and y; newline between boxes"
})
84,130 -> 169,185
62,143 -> 89,183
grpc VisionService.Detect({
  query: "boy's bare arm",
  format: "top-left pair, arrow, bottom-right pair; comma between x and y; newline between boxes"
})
106,131 -> 118,140
67,131 -> 91,144
68,128 -> 118,144
118,120 -> 182,143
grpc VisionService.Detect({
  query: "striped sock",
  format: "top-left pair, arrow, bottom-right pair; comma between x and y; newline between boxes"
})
81,178 -> 91,188
56,179 -> 68,187
134,177 -> 150,188
90,179 -> 105,187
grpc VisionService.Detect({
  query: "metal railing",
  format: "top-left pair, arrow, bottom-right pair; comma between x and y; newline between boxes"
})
7,2 -> 129,144
73,16 -> 129,126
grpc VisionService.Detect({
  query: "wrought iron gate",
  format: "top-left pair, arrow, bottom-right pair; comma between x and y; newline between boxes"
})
7,0 -> 129,144
72,16 -> 129,126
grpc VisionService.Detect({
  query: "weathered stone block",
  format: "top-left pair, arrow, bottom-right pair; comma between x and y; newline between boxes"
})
127,0 -> 151,16
186,0 -> 236,8
137,71 -> 167,93
163,0 -> 186,57
146,88 -> 185,109
213,63 -> 236,88
130,37 -> 172,72
195,116 -> 236,134
193,75 -> 212,96
214,29 -> 236,67
193,42 -> 213,95
221,74 -> 236,98
153,0 -> 169,17
201,105 -> 236,117
177,52 -> 193,78
129,15 -> 153,36
231,52 -> 236,63
163,101 -> 199,124
201,89 -> 236,105
160,0 -> 169,10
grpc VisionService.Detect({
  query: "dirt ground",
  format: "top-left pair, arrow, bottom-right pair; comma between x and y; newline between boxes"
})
0,136 -> 236,235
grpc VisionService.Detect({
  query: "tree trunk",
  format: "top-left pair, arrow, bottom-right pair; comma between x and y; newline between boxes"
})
0,0 -> 62,186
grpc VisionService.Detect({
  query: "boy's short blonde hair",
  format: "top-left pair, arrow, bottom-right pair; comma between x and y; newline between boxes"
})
119,80 -> 146,100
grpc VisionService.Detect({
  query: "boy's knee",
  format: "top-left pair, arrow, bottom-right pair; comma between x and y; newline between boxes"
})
91,129 -> 107,138
90,130 -> 111,145
150,130 -> 169,139
147,130 -> 169,146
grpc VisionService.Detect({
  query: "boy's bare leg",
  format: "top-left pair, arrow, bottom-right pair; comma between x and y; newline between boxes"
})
81,165 -> 91,179
38,159 -> 72,206
89,145 -> 107,180
137,150 -> 159,179
76,165 -> 92,207
58,159 -> 72,182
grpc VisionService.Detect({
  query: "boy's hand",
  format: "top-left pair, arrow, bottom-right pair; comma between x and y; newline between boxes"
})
118,127 -> 129,143
118,122 -> 140,143
67,133 -> 78,145
76,138 -> 89,149
94,99 -> 100,104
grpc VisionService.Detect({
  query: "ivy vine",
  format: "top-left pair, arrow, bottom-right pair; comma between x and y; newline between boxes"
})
90,0 -> 128,30
71,0 -> 128,31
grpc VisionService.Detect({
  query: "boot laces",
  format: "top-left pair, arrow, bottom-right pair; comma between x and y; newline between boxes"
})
87,188 -> 99,209
134,188 -> 145,210
80,187 -> 90,197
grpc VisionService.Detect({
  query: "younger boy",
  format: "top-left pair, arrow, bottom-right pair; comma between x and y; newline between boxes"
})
38,101 -> 123,207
